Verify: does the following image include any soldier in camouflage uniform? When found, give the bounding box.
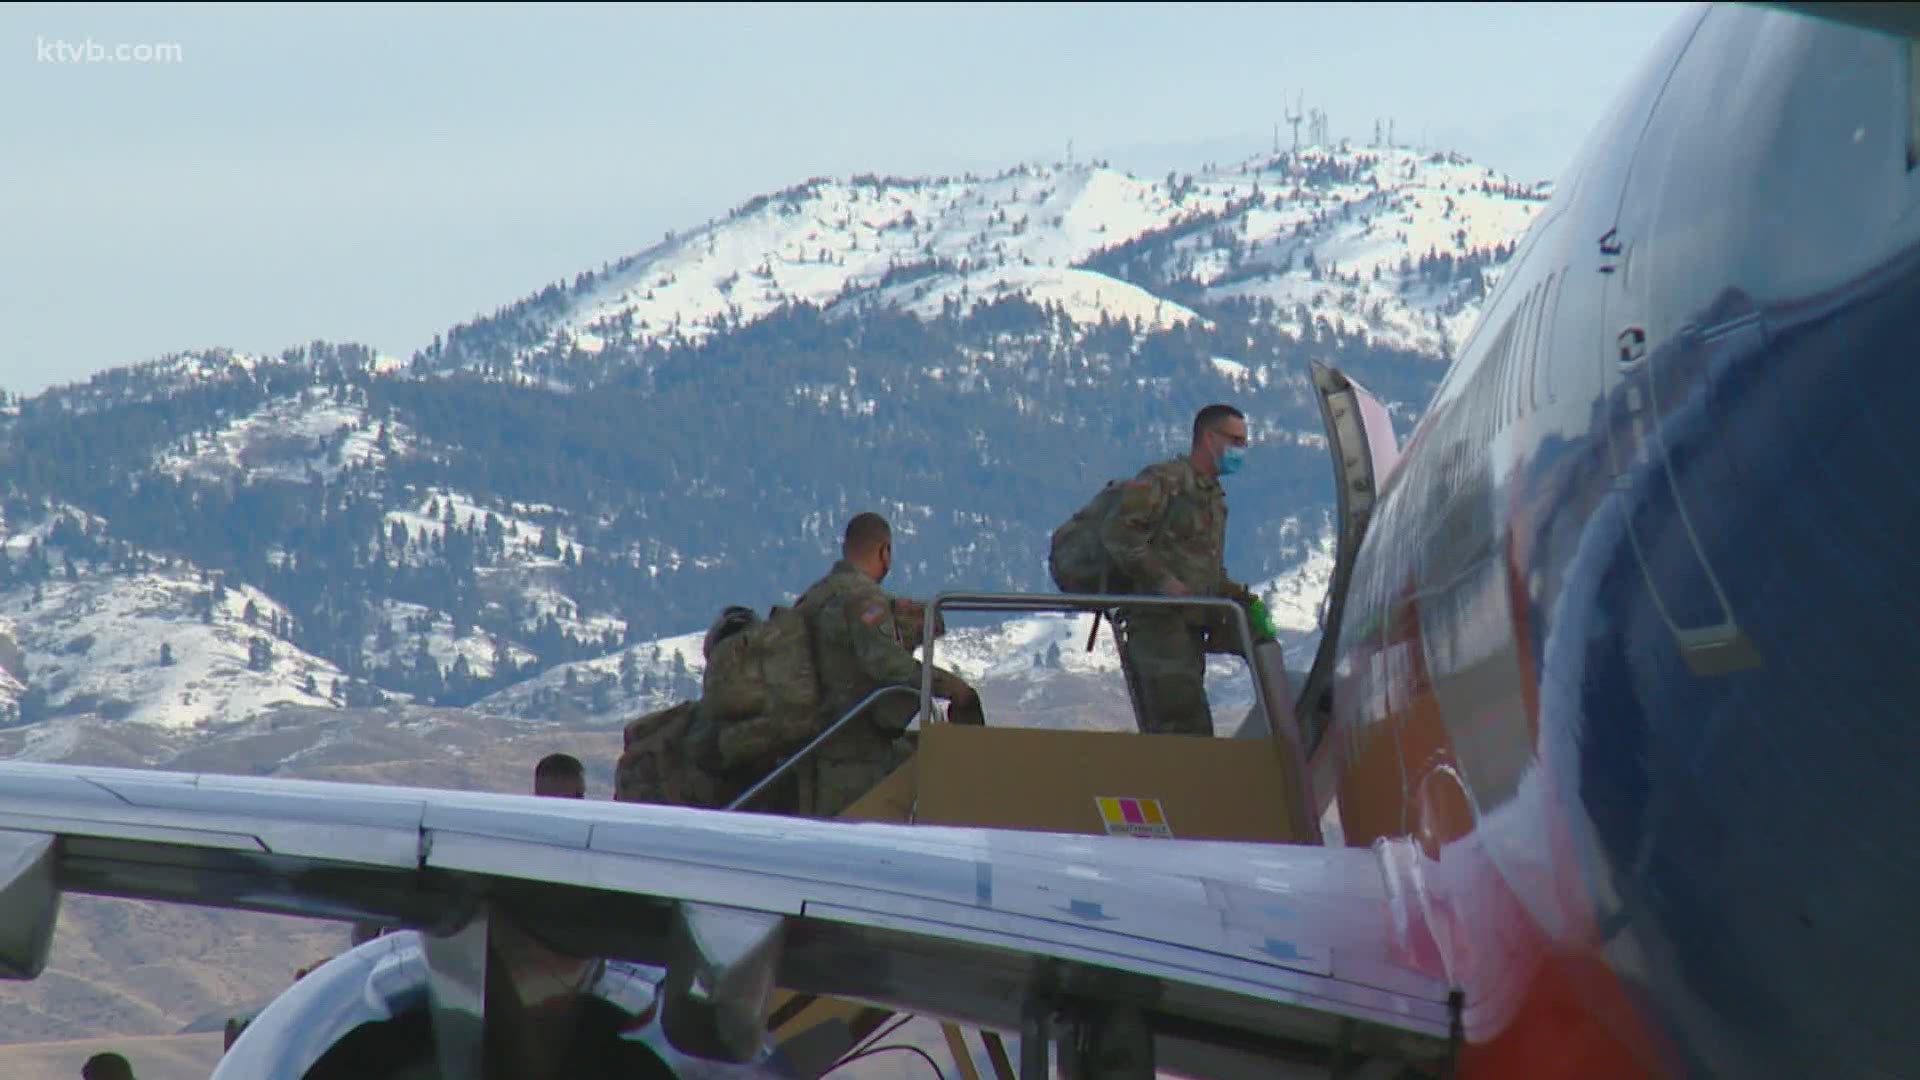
[796,512,979,818]
[1101,404,1258,737]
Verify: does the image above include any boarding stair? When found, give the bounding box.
[715,591,1452,1080]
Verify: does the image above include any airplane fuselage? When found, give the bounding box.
[1316,5,1920,1076]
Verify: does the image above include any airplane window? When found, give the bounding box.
[1500,290,1534,431]
[1527,273,1561,407]
[1908,38,1920,170]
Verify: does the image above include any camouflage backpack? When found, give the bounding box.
[699,604,824,772]
[1049,480,1131,593]
[614,699,702,806]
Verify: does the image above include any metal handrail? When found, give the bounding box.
[915,591,1268,734]
[725,685,923,812]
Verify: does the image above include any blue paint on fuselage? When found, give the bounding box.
[1547,245,1920,1078]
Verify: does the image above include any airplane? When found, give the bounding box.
[2,2,1916,1077]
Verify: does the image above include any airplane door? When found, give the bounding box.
[1597,6,1779,678]
[1599,265,1761,677]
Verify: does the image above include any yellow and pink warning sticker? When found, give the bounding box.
[1095,796,1173,839]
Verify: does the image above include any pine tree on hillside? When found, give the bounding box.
[448,654,473,702]
[413,644,444,701]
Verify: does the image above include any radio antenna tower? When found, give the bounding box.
[1284,92,1305,153]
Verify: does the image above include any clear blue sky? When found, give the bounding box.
[1,1,1696,397]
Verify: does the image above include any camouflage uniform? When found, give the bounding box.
[1100,455,1254,736]
[796,560,971,818]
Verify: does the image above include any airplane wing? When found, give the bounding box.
[0,761,1454,1078]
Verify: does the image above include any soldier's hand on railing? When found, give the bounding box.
[1159,575,1192,597]
[894,597,945,636]
[1248,598,1280,643]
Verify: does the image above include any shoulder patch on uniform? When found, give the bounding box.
[859,602,887,627]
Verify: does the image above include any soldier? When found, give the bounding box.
[795,512,979,818]
[533,753,586,798]
[1102,404,1260,736]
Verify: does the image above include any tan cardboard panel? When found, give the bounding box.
[836,758,919,823]
[914,725,1307,843]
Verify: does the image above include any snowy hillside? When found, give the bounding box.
[154,383,406,486]
[1184,147,1545,356]
[147,387,643,686]
[0,483,1332,735]
[469,629,708,726]
[550,166,1199,351]
[0,562,350,733]
[43,343,407,416]
[431,142,1547,377]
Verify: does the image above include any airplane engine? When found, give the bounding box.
[213,929,773,1080]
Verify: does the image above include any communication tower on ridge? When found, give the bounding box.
[1284,92,1305,153]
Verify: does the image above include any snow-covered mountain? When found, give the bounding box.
[429,142,1545,379]
[0,138,1547,742]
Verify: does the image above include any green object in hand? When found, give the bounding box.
[1248,597,1279,642]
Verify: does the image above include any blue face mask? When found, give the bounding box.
[1219,445,1245,476]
